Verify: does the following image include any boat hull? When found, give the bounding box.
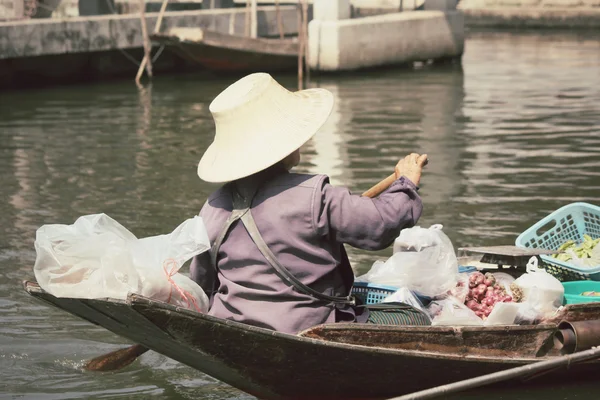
[23,281,600,399]
[151,28,299,74]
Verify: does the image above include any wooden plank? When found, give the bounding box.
[459,245,558,268]
[298,323,558,358]
[459,246,557,257]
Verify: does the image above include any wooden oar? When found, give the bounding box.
[386,345,600,400]
[362,173,397,198]
[84,172,402,371]
[84,343,148,371]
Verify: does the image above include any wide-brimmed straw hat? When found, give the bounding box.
[197,73,334,183]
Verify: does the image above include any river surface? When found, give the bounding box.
[1,30,600,399]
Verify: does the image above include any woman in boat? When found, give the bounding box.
[190,73,429,334]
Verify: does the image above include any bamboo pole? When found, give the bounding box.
[245,0,251,37]
[297,4,304,91]
[302,0,309,83]
[135,0,153,85]
[250,0,258,39]
[386,346,600,400]
[135,0,169,85]
[275,0,284,39]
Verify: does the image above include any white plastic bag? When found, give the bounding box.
[569,245,600,268]
[383,287,427,314]
[364,225,459,298]
[34,213,211,312]
[484,302,520,326]
[429,296,483,326]
[512,257,564,322]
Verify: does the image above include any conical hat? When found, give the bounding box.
[197,73,334,183]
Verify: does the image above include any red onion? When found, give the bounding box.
[484,278,493,286]
[466,300,479,310]
[503,295,513,302]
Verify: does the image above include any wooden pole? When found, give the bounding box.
[250,0,258,39]
[135,0,169,85]
[135,0,153,85]
[386,346,600,400]
[302,0,309,83]
[362,173,397,198]
[155,0,169,33]
[275,0,284,39]
[297,4,304,91]
[244,0,251,37]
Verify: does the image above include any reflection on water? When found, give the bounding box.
[1,30,600,399]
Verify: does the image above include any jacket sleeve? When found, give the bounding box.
[189,202,218,298]
[313,176,423,251]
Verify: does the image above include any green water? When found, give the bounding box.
[1,30,599,399]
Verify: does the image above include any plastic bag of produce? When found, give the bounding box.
[34,213,211,312]
[361,225,459,298]
[464,271,515,320]
[511,257,564,323]
[553,235,600,267]
[429,296,483,326]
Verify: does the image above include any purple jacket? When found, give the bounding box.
[190,166,422,334]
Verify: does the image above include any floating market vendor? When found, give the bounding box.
[190,73,429,334]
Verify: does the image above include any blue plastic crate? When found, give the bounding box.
[351,282,436,305]
[515,202,600,282]
[351,282,398,305]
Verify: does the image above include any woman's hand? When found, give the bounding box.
[395,153,429,186]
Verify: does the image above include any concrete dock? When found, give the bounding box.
[0,1,465,89]
[0,6,300,89]
[459,0,600,28]
[309,0,463,72]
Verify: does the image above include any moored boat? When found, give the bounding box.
[23,280,600,400]
[151,28,299,73]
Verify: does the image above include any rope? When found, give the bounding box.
[162,258,203,313]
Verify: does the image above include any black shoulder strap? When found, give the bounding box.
[211,185,355,306]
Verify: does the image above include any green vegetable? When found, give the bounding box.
[552,235,600,266]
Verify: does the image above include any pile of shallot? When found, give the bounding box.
[465,272,513,319]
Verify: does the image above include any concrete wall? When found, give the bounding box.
[1,0,24,19]
[459,0,600,28]
[308,10,464,71]
[0,6,300,59]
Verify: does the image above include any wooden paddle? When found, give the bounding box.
[84,343,149,372]
[84,172,404,371]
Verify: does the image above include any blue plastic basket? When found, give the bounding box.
[515,202,600,282]
[352,267,475,305]
[351,282,399,305]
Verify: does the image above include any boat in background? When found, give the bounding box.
[150,27,299,73]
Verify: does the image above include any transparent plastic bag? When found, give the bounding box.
[449,273,470,303]
[365,225,459,298]
[512,257,564,324]
[569,245,600,268]
[429,296,483,326]
[34,213,211,312]
[383,287,427,314]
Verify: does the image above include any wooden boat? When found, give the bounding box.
[150,28,299,73]
[23,280,600,400]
